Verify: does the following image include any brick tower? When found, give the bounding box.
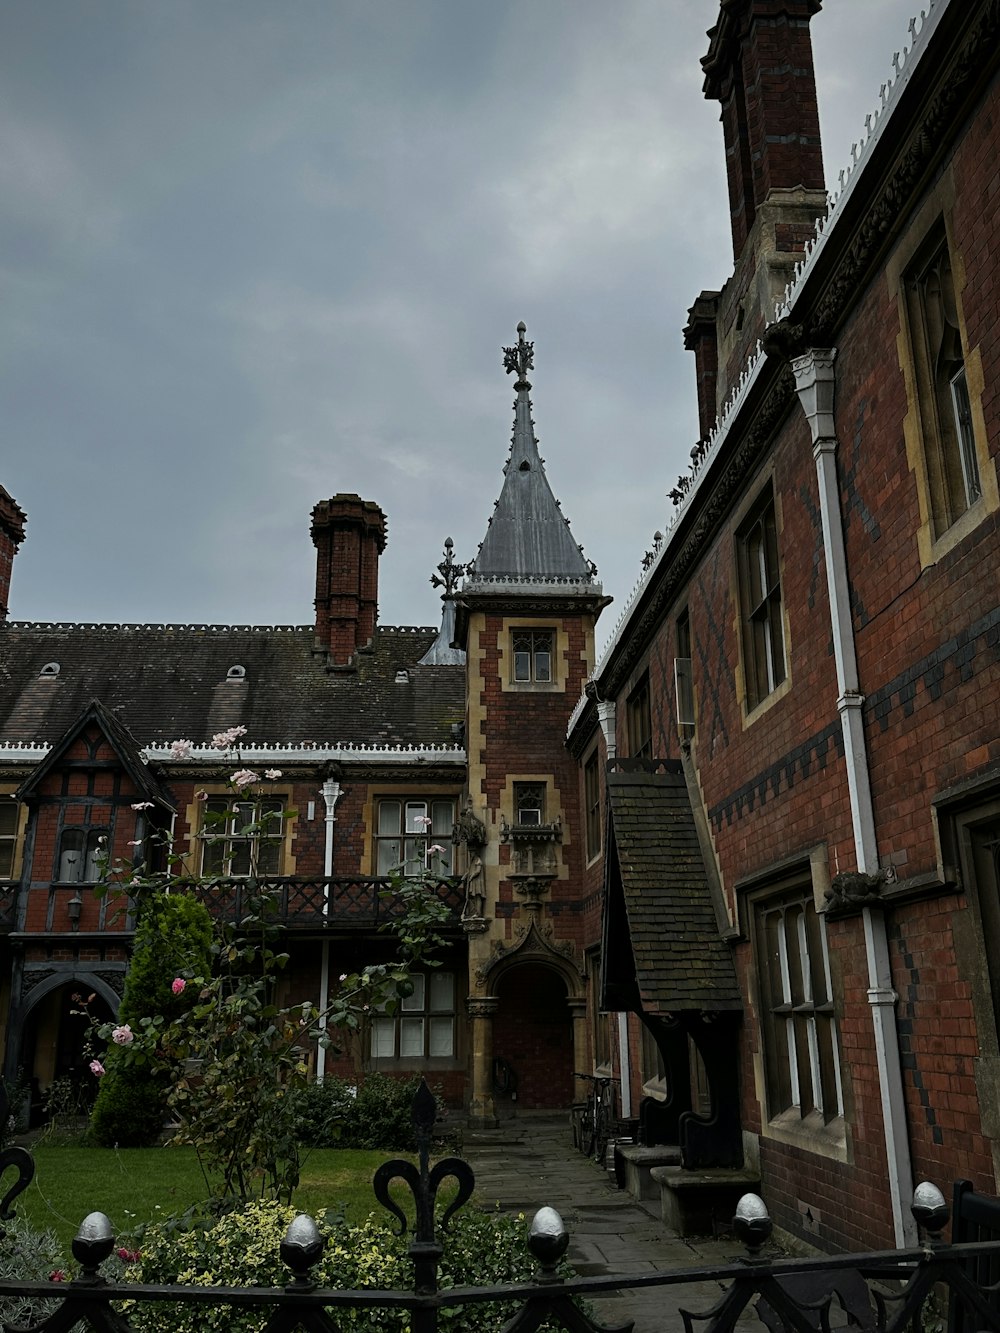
[453,323,610,1124]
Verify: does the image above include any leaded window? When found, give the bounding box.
[755,891,843,1124]
[512,630,552,683]
[905,227,982,536]
[201,797,284,877]
[375,798,454,876]
[371,971,456,1060]
[737,487,786,711]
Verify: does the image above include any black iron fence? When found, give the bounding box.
[4,1086,1000,1333]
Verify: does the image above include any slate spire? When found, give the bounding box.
[473,323,595,581]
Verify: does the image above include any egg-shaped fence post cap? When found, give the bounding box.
[71,1211,115,1274]
[529,1206,570,1278]
[912,1182,950,1240]
[733,1193,773,1257]
[281,1213,325,1286]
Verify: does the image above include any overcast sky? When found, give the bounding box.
[2,1,916,642]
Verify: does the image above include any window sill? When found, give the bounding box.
[742,673,792,729]
[762,1107,847,1161]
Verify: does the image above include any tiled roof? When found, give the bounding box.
[0,623,465,749]
[604,767,741,1013]
[474,375,595,581]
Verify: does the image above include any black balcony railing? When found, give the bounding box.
[180,875,464,930]
[3,1081,1000,1333]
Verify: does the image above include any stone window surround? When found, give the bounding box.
[886,168,998,569]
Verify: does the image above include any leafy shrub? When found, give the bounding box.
[90,893,213,1148]
[294,1074,428,1150]
[122,1198,566,1332]
[0,1217,65,1328]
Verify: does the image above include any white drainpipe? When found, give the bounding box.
[315,779,342,1084]
[792,349,916,1246]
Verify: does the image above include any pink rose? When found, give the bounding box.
[211,726,247,750]
[89,1059,105,1077]
[171,978,186,995]
[264,768,283,780]
[169,739,194,760]
[427,844,445,855]
[230,769,259,790]
[112,1024,134,1045]
[196,790,209,802]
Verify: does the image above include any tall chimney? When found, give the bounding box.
[684,292,722,441]
[0,486,26,622]
[702,1,825,261]
[310,494,386,666]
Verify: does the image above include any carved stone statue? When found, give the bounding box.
[462,853,486,921]
[454,797,487,852]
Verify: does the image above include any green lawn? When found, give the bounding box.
[17,1145,416,1253]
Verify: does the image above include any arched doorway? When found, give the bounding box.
[492,963,574,1111]
[19,978,117,1126]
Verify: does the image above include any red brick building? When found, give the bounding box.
[2,0,998,1261]
[0,322,608,1132]
[570,0,1000,1253]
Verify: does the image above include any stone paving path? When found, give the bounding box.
[460,1115,755,1333]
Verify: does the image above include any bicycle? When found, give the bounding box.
[573,1072,620,1164]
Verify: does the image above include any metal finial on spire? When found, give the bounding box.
[430,536,467,597]
[502,321,534,387]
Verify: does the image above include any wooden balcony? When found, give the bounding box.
[182,875,464,931]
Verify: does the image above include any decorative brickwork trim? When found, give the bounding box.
[707,719,844,831]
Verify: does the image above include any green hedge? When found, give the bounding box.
[293,1074,430,1150]
[90,893,213,1148]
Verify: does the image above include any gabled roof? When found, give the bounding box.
[17,698,174,809]
[601,765,741,1014]
[472,324,595,582]
[0,623,465,750]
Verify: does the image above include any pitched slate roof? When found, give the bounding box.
[473,326,595,581]
[0,623,464,749]
[602,766,741,1014]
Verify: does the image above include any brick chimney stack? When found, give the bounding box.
[702,0,825,261]
[0,485,26,622]
[684,292,722,441]
[310,494,386,666]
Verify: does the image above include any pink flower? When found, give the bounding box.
[230,769,259,789]
[414,815,433,828]
[196,789,209,802]
[427,844,445,855]
[211,725,247,750]
[89,1059,105,1077]
[171,978,186,995]
[49,1271,66,1283]
[339,973,348,982]
[169,739,194,760]
[264,768,282,780]
[112,1024,134,1046]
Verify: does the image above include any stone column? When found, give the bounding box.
[466,996,499,1127]
[567,997,589,1103]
